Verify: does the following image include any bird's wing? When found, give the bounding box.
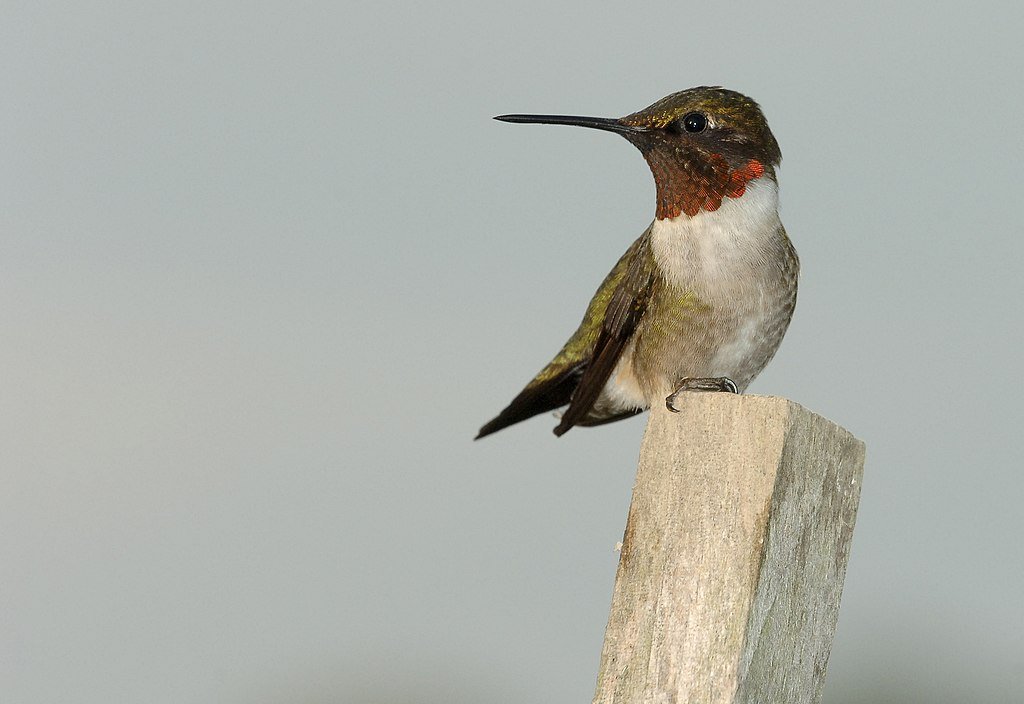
[475,232,652,439]
[553,232,656,436]
[474,361,585,439]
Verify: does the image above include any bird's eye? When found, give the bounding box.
[680,112,708,133]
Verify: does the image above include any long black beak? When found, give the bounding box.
[493,114,646,136]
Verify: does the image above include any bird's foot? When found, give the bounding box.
[665,377,739,412]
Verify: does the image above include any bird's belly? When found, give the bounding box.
[705,305,785,388]
[638,297,789,403]
[594,287,790,415]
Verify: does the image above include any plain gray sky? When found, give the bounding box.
[3,1,1023,702]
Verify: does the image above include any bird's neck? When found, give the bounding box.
[649,177,782,288]
[644,150,770,220]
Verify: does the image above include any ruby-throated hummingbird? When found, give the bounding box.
[477,87,798,439]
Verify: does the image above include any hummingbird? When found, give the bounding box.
[476,87,798,439]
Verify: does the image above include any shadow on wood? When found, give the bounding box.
[593,395,865,704]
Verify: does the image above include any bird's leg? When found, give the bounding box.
[665,377,739,412]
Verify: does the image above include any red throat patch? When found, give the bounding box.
[651,155,765,220]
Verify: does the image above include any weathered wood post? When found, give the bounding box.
[593,394,865,704]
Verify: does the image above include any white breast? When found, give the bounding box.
[649,178,786,385]
[649,178,781,289]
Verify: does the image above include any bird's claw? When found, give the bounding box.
[665,377,739,412]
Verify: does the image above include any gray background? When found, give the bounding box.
[3,1,1022,702]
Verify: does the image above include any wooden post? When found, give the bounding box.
[593,395,865,704]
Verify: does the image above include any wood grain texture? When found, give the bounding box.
[593,395,865,704]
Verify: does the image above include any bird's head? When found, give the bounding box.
[496,86,781,220]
